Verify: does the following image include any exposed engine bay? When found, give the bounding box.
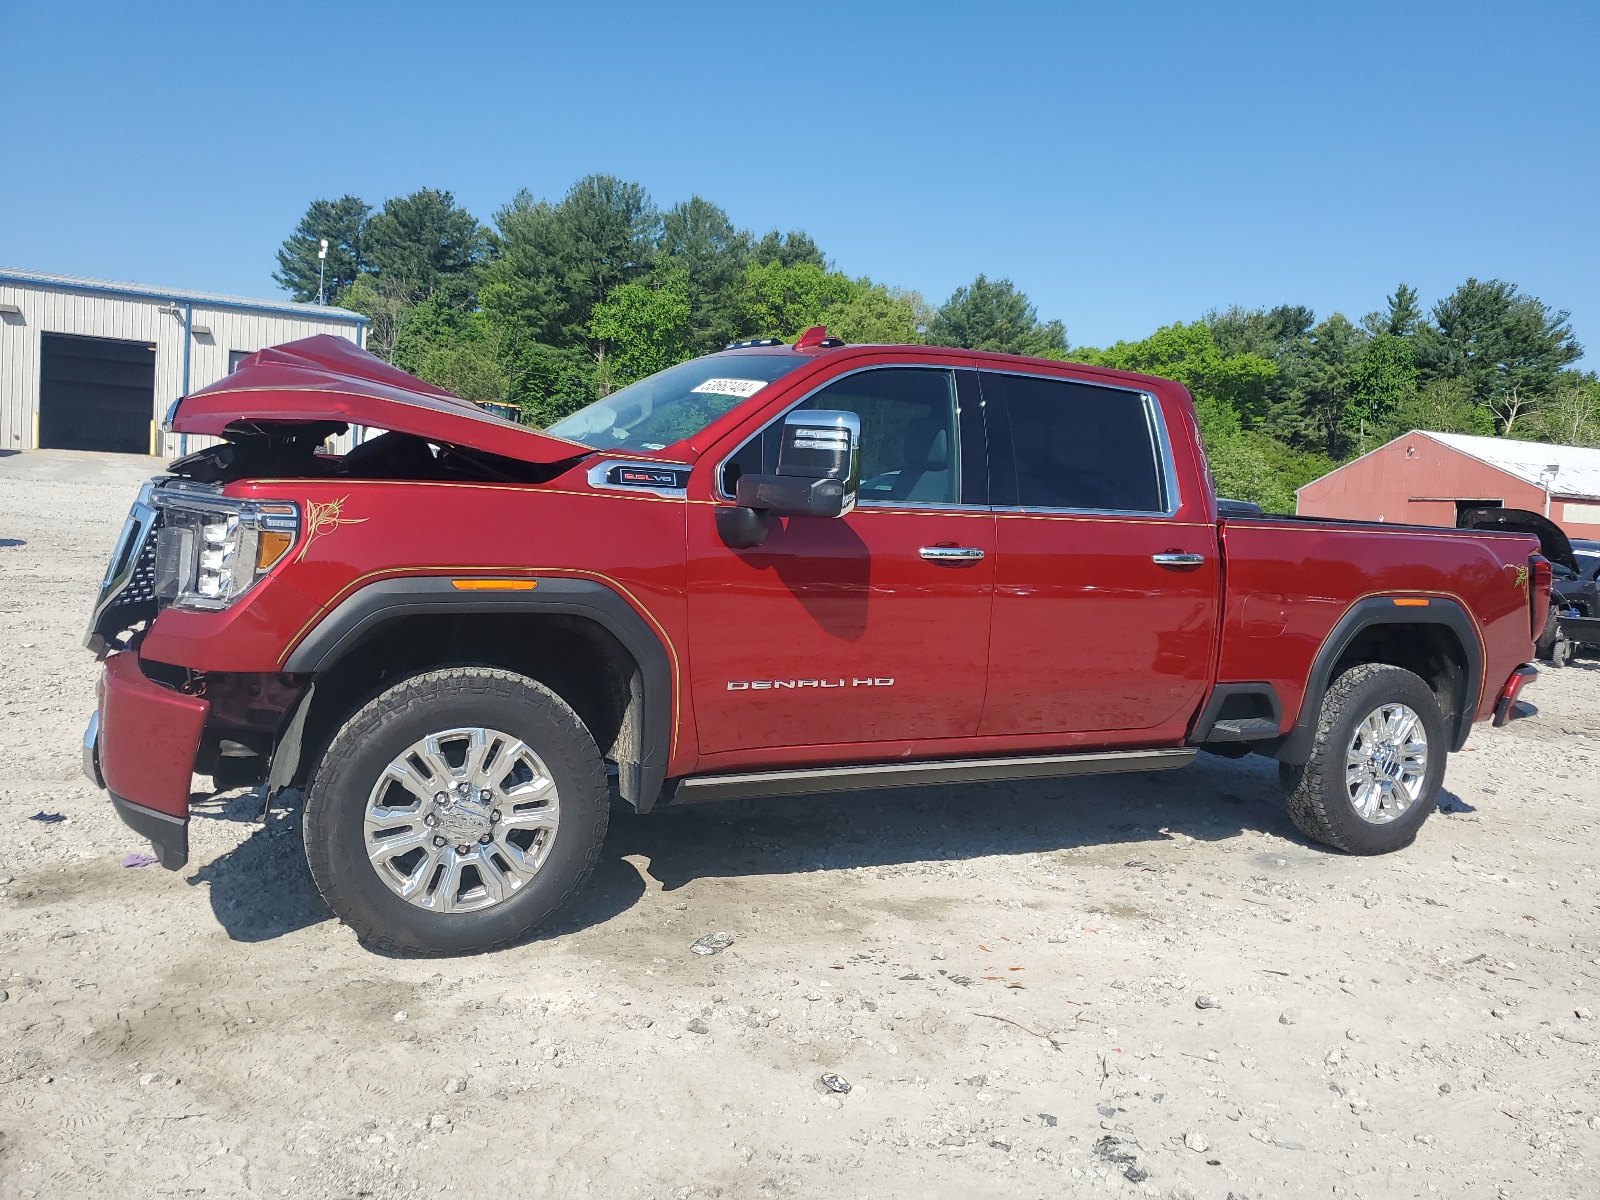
[166,423,586,486]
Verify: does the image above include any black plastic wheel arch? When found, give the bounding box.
[280,576,673,811]
[1276,596,1482,765]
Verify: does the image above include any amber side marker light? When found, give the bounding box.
[450,579,537,591]
[1392,597,1430,607]
[255,530,295,570]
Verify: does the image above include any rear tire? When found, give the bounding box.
[1279,663,1445,855]
[303,667,608,955]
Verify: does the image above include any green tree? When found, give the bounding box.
[338,272,425,363]
[392,292,508,404]
[737,260,855,340]
[1074,321,1275,417]
[1380,377,1496,439]
[1298,313,1367,456]
[749,229,826,269]
[484,176,660,349]
[588,269,692,391]
[928,275,1067,357]
[658,197,752,353]
[1346,333,1418,452]
[822,282,927,345]
[1414,278,1583,433]
[274,195,371,302]
[1519,373,1600,447]
[1362,283,1423,337]
[364,188,489,291]
[1209,305,1326,446]
[502,340,596,428]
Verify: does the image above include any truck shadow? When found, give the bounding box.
[190,751,1328,948]
[607,751,1316,898]
[187,793,333,942]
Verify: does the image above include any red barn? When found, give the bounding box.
[1296,431,1600,540]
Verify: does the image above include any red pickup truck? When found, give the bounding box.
[83,333,1545,955]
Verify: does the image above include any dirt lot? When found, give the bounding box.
[1,448,1597,1200]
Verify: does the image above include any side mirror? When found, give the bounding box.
[719,410,860,548]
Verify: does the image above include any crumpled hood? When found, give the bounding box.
[168,334,593,466]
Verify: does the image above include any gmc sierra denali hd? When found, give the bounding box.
[82,331,1546,954]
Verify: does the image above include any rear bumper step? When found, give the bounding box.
[671,747,1196,805]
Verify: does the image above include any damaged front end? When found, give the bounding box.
[83,334,602,869]
[83,478,311,869]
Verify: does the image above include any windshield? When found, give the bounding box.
[1575,550,1600,580]
[545,354,810,451]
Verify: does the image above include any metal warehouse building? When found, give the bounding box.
[0,268,367,457]
[1297,429,1600,538]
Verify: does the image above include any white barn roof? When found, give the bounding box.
[1426,432,1600,500]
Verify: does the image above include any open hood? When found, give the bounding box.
[168,335,592,466]
[1456,506,1577,572]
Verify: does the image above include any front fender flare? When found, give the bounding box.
[279,575,674,810]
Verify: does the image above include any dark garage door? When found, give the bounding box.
[39,333,157,454]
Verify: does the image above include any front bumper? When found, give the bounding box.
[83,650,209,870]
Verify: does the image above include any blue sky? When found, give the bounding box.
[3,2,1595,360]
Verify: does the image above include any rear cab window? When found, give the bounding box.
[983,371,1172,513]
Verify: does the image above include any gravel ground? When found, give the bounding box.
[1,448,1597,1200]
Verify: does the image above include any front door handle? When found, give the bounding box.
[1152,552,1205,569]
[920,545,986,563]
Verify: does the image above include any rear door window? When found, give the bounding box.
[985,372,1167,512]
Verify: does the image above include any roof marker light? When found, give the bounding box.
[793,326,828,349]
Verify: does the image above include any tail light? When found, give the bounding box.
[1529,554,1552,639]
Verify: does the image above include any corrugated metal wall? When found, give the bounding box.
[0,278,364,457]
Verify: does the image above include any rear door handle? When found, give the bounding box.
[920,545,985,562]
[1152,553,1205,569]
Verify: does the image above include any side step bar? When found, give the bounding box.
[670,747,1197,806]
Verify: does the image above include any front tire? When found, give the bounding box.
[304,667,608,955]
[1279,663,1445,855]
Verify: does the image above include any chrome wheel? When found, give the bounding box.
[1344,702,1428,825]
[363,726,559,913]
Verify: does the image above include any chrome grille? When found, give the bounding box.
[107,535,158,609]
[85,482,161,655]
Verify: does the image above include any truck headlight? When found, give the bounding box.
[153,496,299,610]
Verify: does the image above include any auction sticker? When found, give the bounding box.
[691,378,769,398]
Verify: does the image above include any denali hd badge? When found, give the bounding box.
[727,677,893,691]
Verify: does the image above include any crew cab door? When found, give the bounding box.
[977,370,1219,740]
[688,366,994,757]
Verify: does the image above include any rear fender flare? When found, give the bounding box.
[279,576,674,810]
[1276,596,1482,764]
